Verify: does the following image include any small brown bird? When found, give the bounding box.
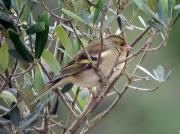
[38,34,127,98]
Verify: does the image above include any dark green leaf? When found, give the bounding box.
[3,0,11,10]
[35,11,49,59]
[9,49,28,62]
[0,43,9,73]
[8,29,34,62]
[93,0,105,24]
[9,102,21,127]
[61,83,73,93]
[26,22,45,35]
[0,12,17,31]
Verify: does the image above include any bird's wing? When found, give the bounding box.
[60,59,92,76]
[75,41,109,58]
[49,40,109,84]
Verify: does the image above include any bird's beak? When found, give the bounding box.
[120,45,133,51]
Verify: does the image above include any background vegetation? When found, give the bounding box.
[0,0,179,134]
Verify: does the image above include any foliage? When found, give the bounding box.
[0,0,178,133]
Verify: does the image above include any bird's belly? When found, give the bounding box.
[73,49,118,88]
[74,69,100,88]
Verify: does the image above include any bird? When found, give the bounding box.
[37,34,128,98]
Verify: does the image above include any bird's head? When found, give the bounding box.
[104,34,125,49]
[105,34,133,52]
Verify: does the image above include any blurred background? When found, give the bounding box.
[37,1,180,134]
[90,12,180,134]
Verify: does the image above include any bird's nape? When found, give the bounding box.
[105,34,125,47]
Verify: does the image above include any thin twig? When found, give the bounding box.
[63,88,80,134]
[12,63,34,78]
[127,84,159,91]
[129,26,151,47]
[117,36,154,65]
[49,119,67,130]
[40,0,69,22]
[121,71,151,80]
[55,90,79,117]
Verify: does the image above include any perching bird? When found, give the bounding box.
[38,34,128,98]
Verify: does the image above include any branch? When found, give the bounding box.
[97,1,110,67]
[127,84,159,91]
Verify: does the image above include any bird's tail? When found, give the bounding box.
[31,76,64,104]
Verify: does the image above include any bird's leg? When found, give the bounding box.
[88,87,98,99]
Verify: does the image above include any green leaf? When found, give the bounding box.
[133,0,166,27]
[61,8,90,26]
[158,0,168,25]
[168,0,176,19]
[55,25,74,56]
[35,11,49,59]
[148,0,157,12]
[26,22,45,35]
[42,50,61,74]
[9,102,21,127]
[8,29,34,62]
[0,91,17,108]
[73,0,92,13]
[137,65,157,80]
[93,0,106,24]
[34,66,45,92]
[0,43,9,73]
[8,49,28,62]
[133,0,156,17]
